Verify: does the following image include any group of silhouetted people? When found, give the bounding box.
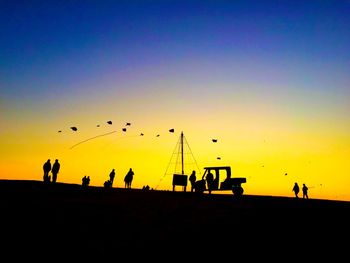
[103,168,116,188]
[188,169,215,194]
[103,168,135,189]
[142,185,151,191]
[82,175,90,187]
[43,159,60,184]
[42,160,136,189]
[292,182,309,199]
[41,159,311,198]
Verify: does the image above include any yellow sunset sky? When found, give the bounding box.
[1,1,349,201]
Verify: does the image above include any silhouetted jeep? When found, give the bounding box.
[194,166,246,196]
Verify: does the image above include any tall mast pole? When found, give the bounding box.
[181,131,184,174]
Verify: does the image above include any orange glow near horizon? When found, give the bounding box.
[1,90,349,202]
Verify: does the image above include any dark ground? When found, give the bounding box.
[1,179,349,259]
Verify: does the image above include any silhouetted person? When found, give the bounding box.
[189,170,196,192]
[109,169,116,187]
[142,185,150,191]
[43,159,51,183]
[293,182,300,198]
[51,159,60,183]
[104,179,112,188]
[206,170,214,194]
[82,176,86,186]
[82,175,90,187]
[302,183,309,199]
[124,168,134,188]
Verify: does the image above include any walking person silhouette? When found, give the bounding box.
[51,159,60,183]
[43,159,51,183]
[124,168,134,188]
[302,183,309,199]
[292,182,300,198]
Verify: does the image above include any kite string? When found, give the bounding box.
[70,131,143,150]
[69,131,118,149]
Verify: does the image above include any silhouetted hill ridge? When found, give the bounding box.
[1,179,349,257]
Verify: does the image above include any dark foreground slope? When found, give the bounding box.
[1,180,349,258]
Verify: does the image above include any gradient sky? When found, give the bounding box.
[1,0,349,201]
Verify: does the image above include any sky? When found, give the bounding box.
[1,0,349,201]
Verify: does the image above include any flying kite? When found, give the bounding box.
[156,134,160,137]
[122,128,127,132]
[126,122,131,126]
[212,139,218,143]
[140,133,144,136]
[217,157,221,160]
[169,128,175,133]
[58,130,62,133]
[71,127,78,131]
[107,121,112,125]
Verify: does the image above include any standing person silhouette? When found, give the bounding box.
[43,159,51,183]
[189,170,197,192]
[206,170,214,194]
[124,168,134,188]
[51,159,60,183]
[292,182,300,198]
[302,183,309,199]
[109,169,116,187]
[82,176,87,186]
